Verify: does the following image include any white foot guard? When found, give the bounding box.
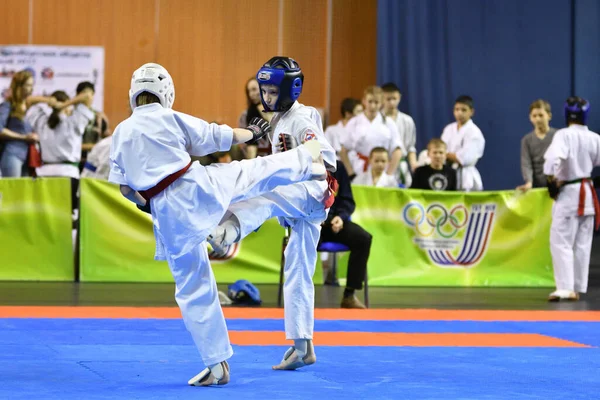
[548,290,579,302]
[207,222,237,256]
[188,361,230,386]
[272,341,316,370]
[303,141,327,180]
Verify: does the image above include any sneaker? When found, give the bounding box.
[272,341,316,370]
[188,361,230,386]
[341,295,366,309]
[548,290,579,302]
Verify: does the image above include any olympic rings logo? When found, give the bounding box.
[402,202,469,238]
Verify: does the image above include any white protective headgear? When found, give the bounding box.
[129,63,175,111]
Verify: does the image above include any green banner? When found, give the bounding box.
[79,178,326,283]
[79,178,553,286]
[350,186,554,286]
[0,177,73,280]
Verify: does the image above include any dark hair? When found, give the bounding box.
[455,95,474,109]
[381,82,401,94]
[136,91,160,106]
[340,98,359,118]
[369,146,388,158]
[48,90,70,129]
[245,77,258,108]
[76,81,95,94]
[244,77,263,126]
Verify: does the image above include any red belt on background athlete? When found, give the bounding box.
[577,178,600,230]
[139,161,192,202]
[357,152,369,172]
[323,172,339,209]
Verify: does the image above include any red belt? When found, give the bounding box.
[357,152,369,172]
[577,178,600,230]
[138,161,192,202]
[323,172,339,209]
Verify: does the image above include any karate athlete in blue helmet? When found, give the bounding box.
[208,57,337,370]
[543,96,600,302]
[109,62,327,387]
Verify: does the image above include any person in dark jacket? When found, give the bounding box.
[319,160,372,308]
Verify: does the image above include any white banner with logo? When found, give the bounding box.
[0,45,104,111]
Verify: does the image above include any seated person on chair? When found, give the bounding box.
[320,160,373,309]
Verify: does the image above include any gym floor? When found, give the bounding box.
[1,281,599,399]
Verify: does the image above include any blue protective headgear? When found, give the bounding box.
[256,57,304,112]
[564,96,590,125]
[227,280,262,306]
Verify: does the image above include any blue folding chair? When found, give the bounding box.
[317,241,369,308]
[277,227,369,308]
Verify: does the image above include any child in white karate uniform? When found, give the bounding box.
[108,63,326,387]
[208,57,337,371]
[544,97,600,302]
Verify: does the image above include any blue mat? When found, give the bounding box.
[0,318,598,399]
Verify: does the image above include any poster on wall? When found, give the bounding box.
[0,45,104,111]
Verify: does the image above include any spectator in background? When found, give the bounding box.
[411,139,457,191]
[0,70,44,177]
[25,88,94,222]
[208,151,232,164]
[517,99,557,191]
[319,160,372,309]
[81,129,113,180]
[78,81,109,167]
[340,86,403,180]
[324,98,362,159]
[239,77,273,159]
[441,95,485,191]
[381,83,417,186]
[353,147,398,188]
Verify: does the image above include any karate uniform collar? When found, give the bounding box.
[133,103,163,114]
[280,101,301,117]
[569,124,589,131]
[458,119,474,131]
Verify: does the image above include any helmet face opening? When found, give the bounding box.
[257,57,303,112]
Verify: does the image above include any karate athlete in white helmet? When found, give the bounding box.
[208,57,337,371]
[108,63,327,387]
[544,96,600,302]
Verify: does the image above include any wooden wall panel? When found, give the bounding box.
[0,0,30,44]
[281,0,328,110]
[157,0,279,126]
[31,0,156,124]
[329,0,377,124]
[7,0,377,130]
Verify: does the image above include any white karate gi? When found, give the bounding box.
[108,103,318,366]
[352,171,398,188]
[81,135,112,180]
[390,111,417,186]
[440,119,485,191]
[26,103,94,179]
[340,113,403,175]
[324,120,345,159]
[223,101,336,341]
[543,124,600,294]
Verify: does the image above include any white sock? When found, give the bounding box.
[208,362,224,380]
[293,339,308,358]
